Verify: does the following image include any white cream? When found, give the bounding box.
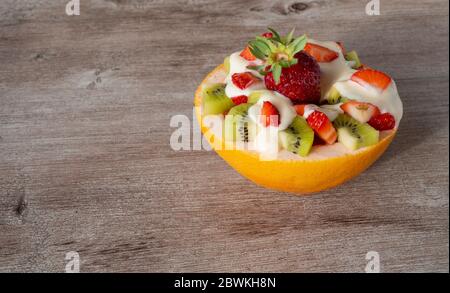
[334,79,403,126]
[254,126,280,160]
[302,104,342,121]
[226,51,262,77]
[307,38,356,98]
[247,91,297,131]
[225,52,265,98]
[246,91,297,154]
[225,81,266,98]
[302,104,320,119]
[319,104,344,121]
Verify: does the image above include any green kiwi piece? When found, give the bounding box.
[345,50,361,69]
[248,91,264,104]
[333,114,379,150]
[224,56,231,74]
[325,87,349,104]
[248,90,275,104]
[279,116,314,157]
[325,87,341,104]
[202,83,234,115]
[224,103,256,142]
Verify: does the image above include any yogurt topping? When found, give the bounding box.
[247,91,297,131]
[225,52,265,97]
[246,91,297,158]
[333,79,403,126]
[221,38,403,154]
[302,104,342,121]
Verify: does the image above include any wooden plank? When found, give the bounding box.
[0,0,448,272]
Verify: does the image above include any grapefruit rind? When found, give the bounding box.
[195,64,396,194]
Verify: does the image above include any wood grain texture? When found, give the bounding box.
[0,0,448,272]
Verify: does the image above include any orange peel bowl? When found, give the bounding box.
[194,64,397,194]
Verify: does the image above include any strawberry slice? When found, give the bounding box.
[304,43,339,63]
[351,69,391,92]
[368,113,396,131]
[231,72,260,90]
[260,101,280,127]
[231,95,248,105]
[240,46,256,61]
[294,104,307,116]
[340,101,381,123]
[306,111,337,144]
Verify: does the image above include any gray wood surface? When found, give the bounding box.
[0,0,448,272]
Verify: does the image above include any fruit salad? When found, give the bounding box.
[200,28,403,159]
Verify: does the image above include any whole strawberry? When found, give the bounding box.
[264,52,320,103]
[247,28,321,104]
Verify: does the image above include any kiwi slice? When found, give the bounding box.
[202,83,234,115]
[325,87,341,104]
[333,114,379,150]
[279,116,314,157]
[248,91,264,104]
[248,90,274,104]
[345,50,361,69]
[224,56,230,74]
[224,103,256,142]
[325,87,349,104]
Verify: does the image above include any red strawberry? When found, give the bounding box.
[304,43,339,63]
[240,46,256,61]
[232,72,259,90]
[340,101,381,123]
[261,32,273,38]
[294,104,307,116]
[351,69,391,92]
[231,95,248,105]
[306,111,337,144]
[260,101,280,127]
[248,29,321,103]
[264,52,321,104]
[368,113,396,131]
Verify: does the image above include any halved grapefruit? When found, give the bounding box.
[194,64,397,194]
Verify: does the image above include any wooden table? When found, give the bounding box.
[0,0,448,272]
